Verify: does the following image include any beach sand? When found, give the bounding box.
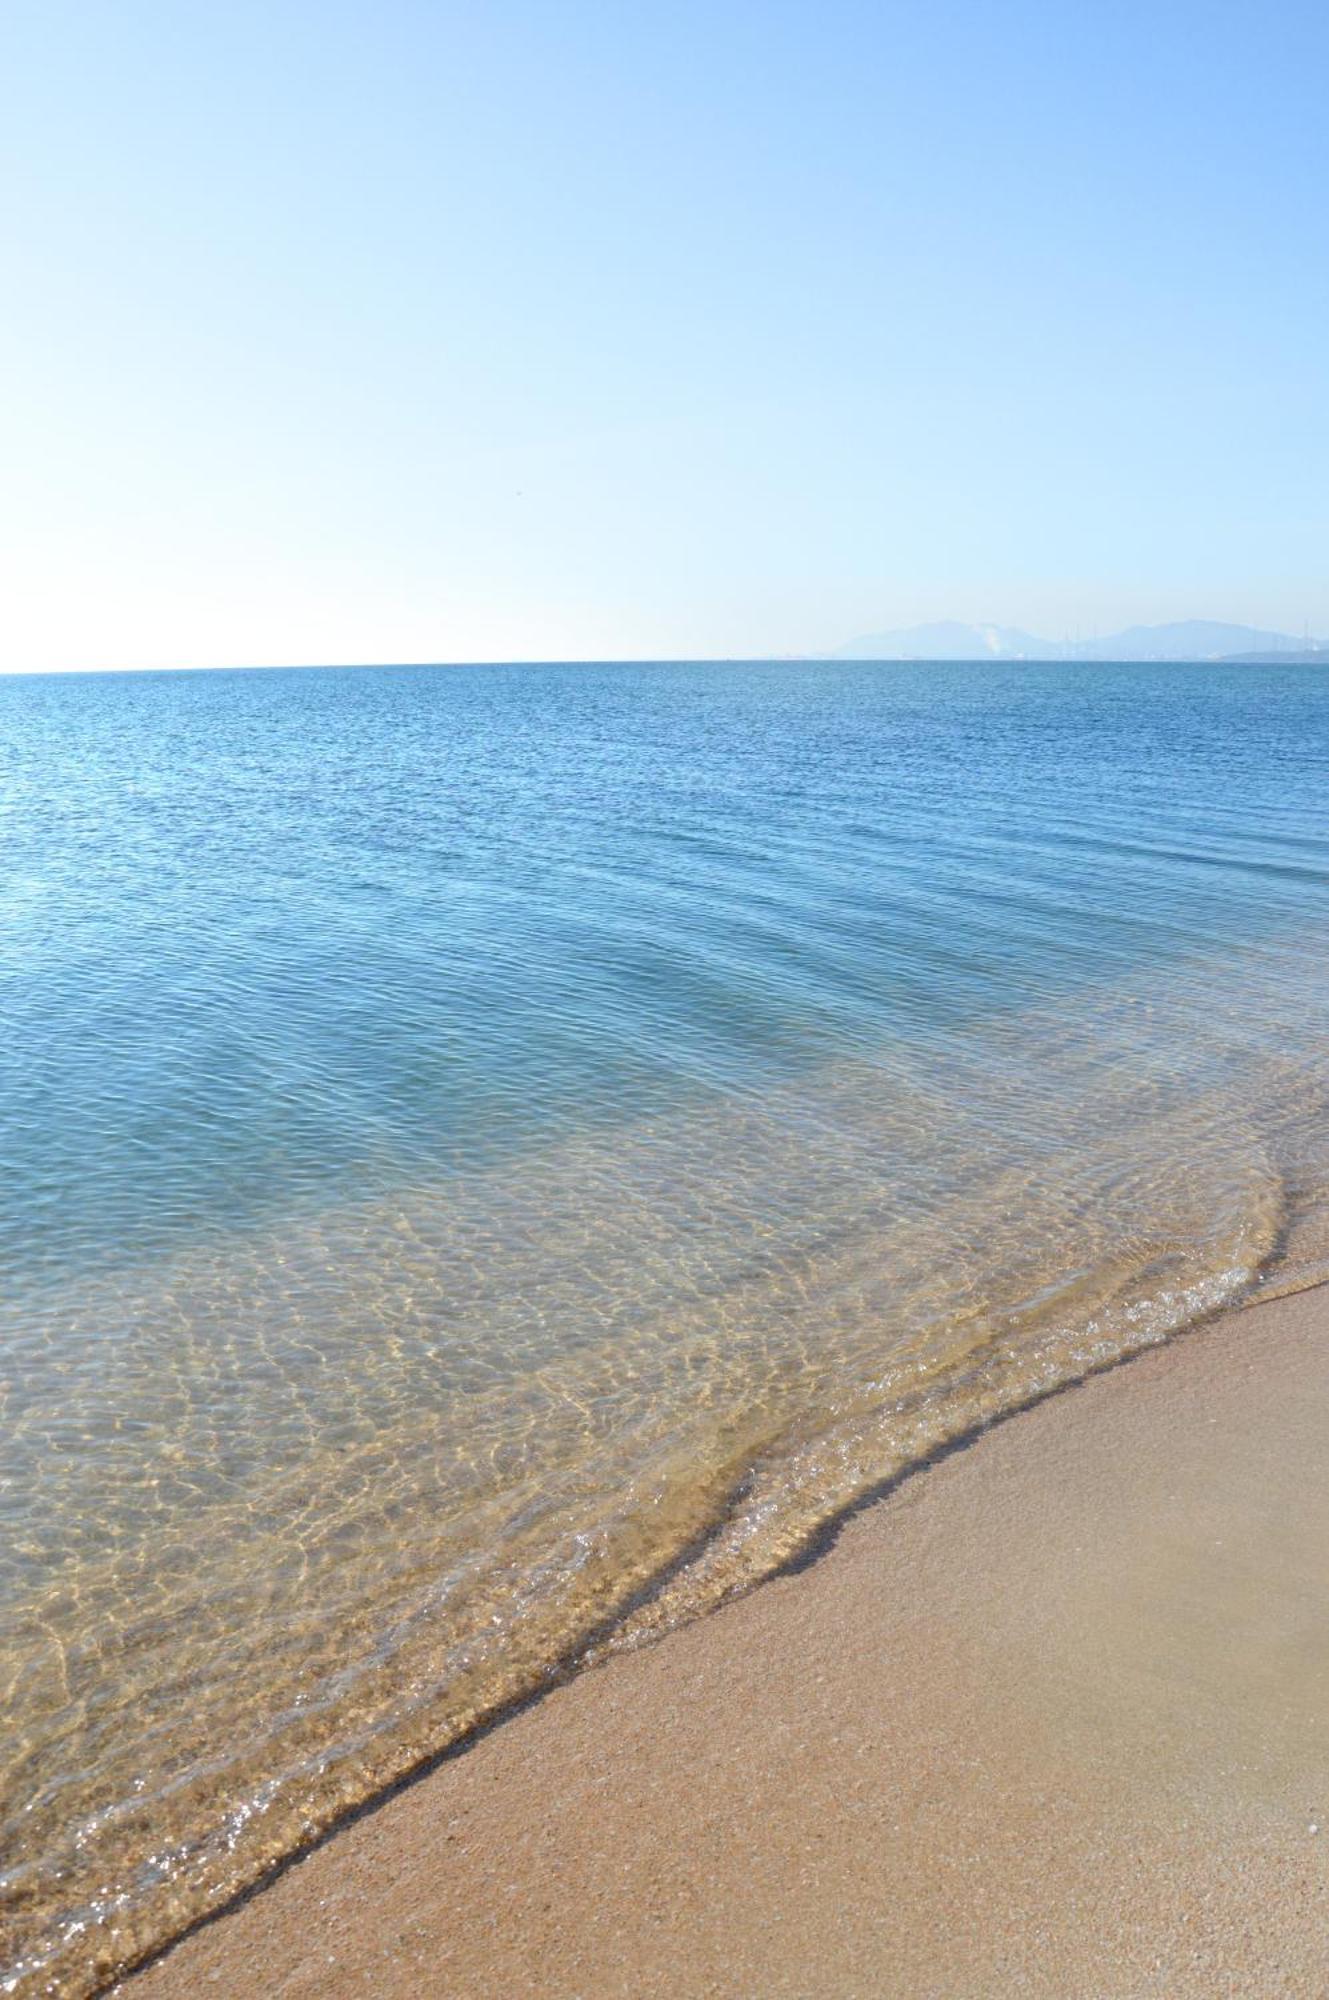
[121,1285,1329,1998]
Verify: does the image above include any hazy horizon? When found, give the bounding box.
[3,615,1327,678]
[5,0,1326,674]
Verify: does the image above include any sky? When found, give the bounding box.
[3,0,1326,671]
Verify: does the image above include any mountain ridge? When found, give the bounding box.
[831,620,1326,662]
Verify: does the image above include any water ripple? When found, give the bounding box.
[2,660,1329,1992]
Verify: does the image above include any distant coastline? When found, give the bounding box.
[1218,648,1329,665]
[6,619,1329,680]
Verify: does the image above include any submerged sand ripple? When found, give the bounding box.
[6,931,1329,1994]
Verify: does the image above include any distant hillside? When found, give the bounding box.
[1097,621,1319,661]
[832,619,1325,662]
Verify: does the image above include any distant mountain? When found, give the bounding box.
[831,619,1325,662]
[1093,621,1316,661]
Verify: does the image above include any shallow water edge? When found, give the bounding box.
[94,1253,1329,2000]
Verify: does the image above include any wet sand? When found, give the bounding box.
[122,1284,1329,1998]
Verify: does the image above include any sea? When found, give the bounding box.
[4,658,1329,1993]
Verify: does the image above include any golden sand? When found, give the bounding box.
[121,1284,1329,1997]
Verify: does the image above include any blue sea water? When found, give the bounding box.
[4,659,1329,1992]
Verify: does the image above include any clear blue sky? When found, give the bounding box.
[4,0,1326,669]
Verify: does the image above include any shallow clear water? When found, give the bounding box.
[3,659,1329,1993]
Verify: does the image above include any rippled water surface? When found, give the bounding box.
[4,659,1329,1992]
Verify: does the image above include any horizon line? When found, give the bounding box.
[4,651,1329,679]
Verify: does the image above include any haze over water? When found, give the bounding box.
[5,658,1329,1993]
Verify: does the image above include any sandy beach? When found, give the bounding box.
[120,1283,1329,1998]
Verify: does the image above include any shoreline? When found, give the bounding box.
[119,1279,1329,1997]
